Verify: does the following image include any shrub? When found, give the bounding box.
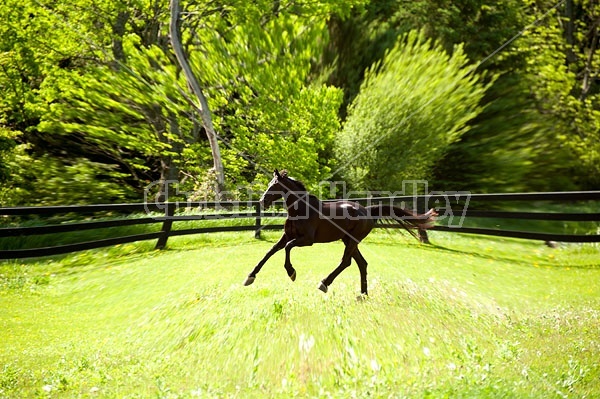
[335,30,488,192]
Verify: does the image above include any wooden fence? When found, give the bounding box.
[0,191,599,259]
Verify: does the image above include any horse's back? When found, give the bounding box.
[313,201,375,243]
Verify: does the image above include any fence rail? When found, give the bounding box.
[1,191,599,259]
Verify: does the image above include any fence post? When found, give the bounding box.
[155,203,174,250]
[418,228,431,244]
[254,203,262,239]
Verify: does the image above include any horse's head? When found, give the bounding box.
[260,169,304,208]
[259,169,287,208]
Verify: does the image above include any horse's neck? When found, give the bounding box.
[285,191,319,216]
[284,191,309,208]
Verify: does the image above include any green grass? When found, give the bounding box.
[1,230,599,398]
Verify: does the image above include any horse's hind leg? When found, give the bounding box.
[353,248,368,296]
[244,233,288,286]
[318,242,357,293]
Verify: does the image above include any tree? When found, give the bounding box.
[335,30,488,192]
[38,38,193,197]
[174,1,351,194]
[322,0,591,193]
[0,0,137,205]
[170,0,224,198]
[517,0,600,189]
[30,0,354,203]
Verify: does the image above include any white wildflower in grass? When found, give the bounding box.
[190,388,202,397]
[370,358,381,372]
[42,385,53,392]
[299,333,315,356]
[423,347,431,357]
[345,345,358,364]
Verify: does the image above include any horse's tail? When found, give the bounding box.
[366,204,437,240]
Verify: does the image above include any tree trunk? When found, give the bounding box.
[169,0,225,198]
[111,10,129,66]
[565,0,576,64]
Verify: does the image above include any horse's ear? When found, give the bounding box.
[274,169,281,178]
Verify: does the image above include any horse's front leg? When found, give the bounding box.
[244,233,288,286]
[283,235,314,282]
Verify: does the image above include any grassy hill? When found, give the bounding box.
[1,230,599,398]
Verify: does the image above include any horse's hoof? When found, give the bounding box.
[289,270,296,282]
[244,276,256,286]
[356,293,368,302]
[318,281,328,293]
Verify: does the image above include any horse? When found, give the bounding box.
[243,170,437,296]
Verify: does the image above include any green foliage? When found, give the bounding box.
[31,4,346,201]
[2,153,135,206]
[0,129,18,183]
[433,71,576,193]
[391,0,524,60]
[0,0,64,128]
[0,129,29,206]
[1,0,599,204]
[518,0,600,188]
[181,11,345,194]
[0,0,168,204]
[322,0,522,114]
[325,0,600,193]
[559,98,600,188]
[413,1,565,193]
[336,30,488,191]
[38,37,191,173]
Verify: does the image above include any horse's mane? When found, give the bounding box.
[280,170,307,192]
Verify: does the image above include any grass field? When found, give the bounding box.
[1,230,599,398]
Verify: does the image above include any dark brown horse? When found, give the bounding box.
[244,170,436,295]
